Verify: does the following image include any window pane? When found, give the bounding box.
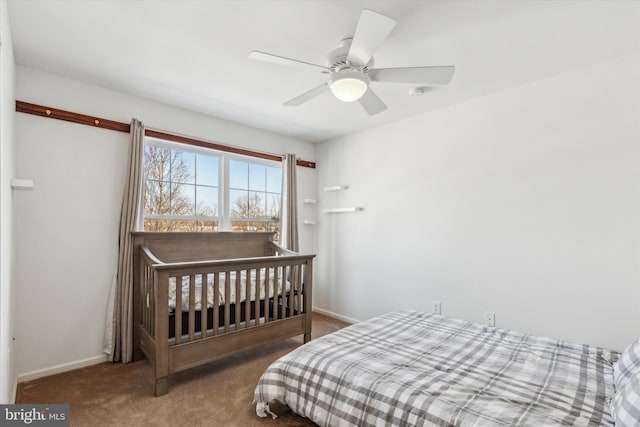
[196,186,218,217]
[231,221,248,232]
[144,219,171,232]
[266,193,281,219]
[231,190,269,219]
[171,220,198,232]
[266,167,282,193]
[230,221,280,239]
[249,191,266,218]
[144,180,171,215]
[171,183,195,216]
[231,221,262,232]
[144,146,171,181]
[196,154,218,186]
[249,163,266,192]
[229,160,248,189]
[230,189,249,218]
[171,150,195,184]
[197,221,219,231]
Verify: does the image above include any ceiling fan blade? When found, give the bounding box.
[283,83,329,106]
[359,88,387,116]
[249,51,328,73]
[369,66,455,85]
[347,9,396,67]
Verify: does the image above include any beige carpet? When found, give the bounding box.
[16,312,349,427]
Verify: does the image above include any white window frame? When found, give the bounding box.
[142,137,282,232]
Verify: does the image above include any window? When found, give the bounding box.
[142,138,282,236]
[229,159,282,233]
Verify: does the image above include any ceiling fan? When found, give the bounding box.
[248,9,455,116]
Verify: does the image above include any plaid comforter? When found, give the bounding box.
[254,310,617,426]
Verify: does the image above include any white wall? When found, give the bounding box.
[0,0,16,403]
[14,66,316,379]
[315,52,640,352]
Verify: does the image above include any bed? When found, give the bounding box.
[131,232,314,396]
[254,310,637,426]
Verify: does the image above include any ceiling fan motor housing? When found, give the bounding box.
[325,38,372,74]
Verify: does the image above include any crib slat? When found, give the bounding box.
[274,266,281,320]
[256,268,262,325]
[292,270,296,317]
[150,269,155,334]
[284,266,289,319]
[224,273,230,333]
[297,264,303,316]
[292,265,298,317]
[148,267,153,332]
[235,270,241,330]
[263,267,270,324]
[147,266,152,332]
[175,276,182,345]
[291,265,296,318]
[285,266,291,318]
[142,266,148,332]
[213,272,219,336]
[142,266,146,331]
[201,274,208,338]
[288,265,294,318]
[188,274,196,341]
[245,269,251,328]
[291,265,296,316]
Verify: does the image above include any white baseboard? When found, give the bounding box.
[312,307,359,324]
[17,354,108,383]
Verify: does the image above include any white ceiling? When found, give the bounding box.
[7,1,640,143]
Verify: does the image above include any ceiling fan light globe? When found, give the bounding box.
[329,72,369,102]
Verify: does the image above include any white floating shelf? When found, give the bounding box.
[324,185,348,192]
[321,207,364,214]
[302,220,317,225]
[303,198,317,204]
[11,179,34,191]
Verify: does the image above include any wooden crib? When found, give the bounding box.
[131,232,314,396]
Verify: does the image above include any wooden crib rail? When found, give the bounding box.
[140,244,313,269]
[152,253,314,274]
[141,245,163,265]
[269,241,300,256]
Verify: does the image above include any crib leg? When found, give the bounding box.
[155,377,168,396]
[304,332,311,343]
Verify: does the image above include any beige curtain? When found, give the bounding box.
[282,154,299,251]
[105,118,145,362]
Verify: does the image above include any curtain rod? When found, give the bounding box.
[15,100,316,169]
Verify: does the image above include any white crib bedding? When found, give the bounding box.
[168,271,290,312]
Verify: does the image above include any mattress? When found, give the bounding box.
[254,310,617,426]
[168,270,290,312]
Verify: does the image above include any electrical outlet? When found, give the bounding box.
[485,312,495,327]
[432,300,441,315]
